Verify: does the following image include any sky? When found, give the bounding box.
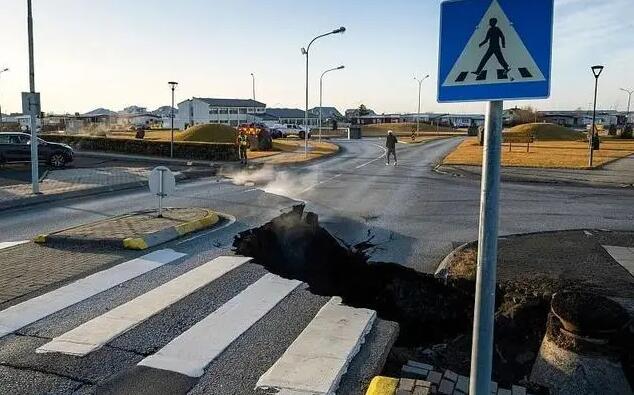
[0,0,633,115]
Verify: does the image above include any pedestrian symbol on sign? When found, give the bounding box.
[442,0,546,87]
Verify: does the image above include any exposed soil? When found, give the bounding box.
[232,205,562,389]
[233,205,475,345]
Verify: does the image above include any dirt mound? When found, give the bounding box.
[507,123,585,141]
[176,124,237,143]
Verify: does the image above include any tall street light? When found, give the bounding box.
[168,81,178,158]
[620,88,633,125]
[251,73,256,123]
[414,74,430,135]
[588,65,604,168]
[301,26,346,156]
[0,68,8,132]
[319,65,344,142]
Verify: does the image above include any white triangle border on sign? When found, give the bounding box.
[442,0,546,87]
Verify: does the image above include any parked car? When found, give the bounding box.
[0,132,74,168]
[264,123,311,139]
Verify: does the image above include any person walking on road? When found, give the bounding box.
[237,129,249,165]
[386,130,398,166]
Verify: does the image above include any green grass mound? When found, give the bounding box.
[176,124,237,143]
[507,123,585,141]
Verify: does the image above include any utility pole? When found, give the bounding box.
[168,82,178,158]
[0,68,8,132]
[251,73,256,123]
[621,88,633,125]
[413,74,429,135]
[27,0,39,194]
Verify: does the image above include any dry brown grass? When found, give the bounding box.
[447,247,477,281]
[256,140,339,164]
[443,137,634,169]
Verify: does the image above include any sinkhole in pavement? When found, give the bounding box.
[232,205,632,389]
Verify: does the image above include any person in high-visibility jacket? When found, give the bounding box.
[237,129,249,165]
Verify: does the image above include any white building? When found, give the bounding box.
[176,97,266,129]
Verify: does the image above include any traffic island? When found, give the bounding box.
[34,208,220,250]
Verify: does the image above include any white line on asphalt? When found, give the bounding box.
[0,249,185,339]
[300,174,343,194]
[36,256,250,356]
[355,143,388,169]
[257,297,376,394]
[602,245,634,277]
[0,241,29,251]
[138,273,301,377]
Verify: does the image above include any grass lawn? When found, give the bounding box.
[506,123,586,141]
[362,122,463,136]
[443,137,634,169]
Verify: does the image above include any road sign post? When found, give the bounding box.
[149,166,176,218]
[438,1,553,393]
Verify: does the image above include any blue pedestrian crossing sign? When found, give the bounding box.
[438,0,554,102]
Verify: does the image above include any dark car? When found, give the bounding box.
[0,132,74,168]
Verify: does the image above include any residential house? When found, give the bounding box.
[177,97,266,129]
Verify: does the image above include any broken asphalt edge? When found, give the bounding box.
[34,208,221,250]
[365,376,399,395]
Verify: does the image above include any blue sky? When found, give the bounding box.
[0,0,633,115]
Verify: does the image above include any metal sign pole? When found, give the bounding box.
[158,169,164,218]
[469,100,503,395]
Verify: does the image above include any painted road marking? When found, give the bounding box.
[0,249,185,339]
[355,143,388,169]
[176,214,237,245]
[138,273,301,377]
[603,245,634,277]
[257,297,376,394]
[37,256,250,356]
[0,241,29,250]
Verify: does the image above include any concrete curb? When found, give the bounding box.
[35,209,221,250]
[434,164,634,189]
[123,209,220,250]
[365,376,398,395]
[434,240,478,280]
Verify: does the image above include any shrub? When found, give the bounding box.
[41,134,238,161]
[621,125,633,139]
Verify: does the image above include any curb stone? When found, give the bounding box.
[365,376,399,395]
[34,209,221,250]
[434,240,478,281]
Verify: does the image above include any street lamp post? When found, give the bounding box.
[301,26,346,156]
[168,81,178,158]
[620,88,633,125]
[251,73,256,123]
[588,65,604,168]
[0,68,8,132]
[413,74,430,135]
[319,65,344,142]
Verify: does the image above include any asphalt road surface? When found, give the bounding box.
[1,137,633,393]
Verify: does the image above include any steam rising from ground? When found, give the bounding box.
[224,165,320,199]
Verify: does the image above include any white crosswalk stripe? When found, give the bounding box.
[0,240,29,250]
[0,251,383,394]
[138,273,302,377]
[0,249,185,339]
[36,256,250,356]
[257,296,376,394]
